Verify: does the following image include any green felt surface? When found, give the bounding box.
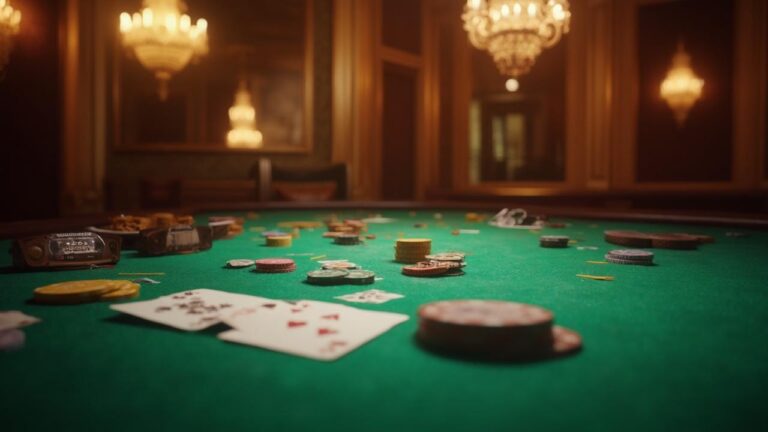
[1,210,767,432]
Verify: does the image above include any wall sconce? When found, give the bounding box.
[0,0,22,76]
[660,43,704,126]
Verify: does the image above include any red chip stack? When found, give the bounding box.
[253,258,297,273]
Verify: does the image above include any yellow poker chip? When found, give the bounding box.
[100,282,141,301]
[33,280,123,304]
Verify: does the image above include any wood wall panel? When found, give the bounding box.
[0,0,62,221]
[635,0,733,182]
[381,63,417,200]
[381,0,421,54]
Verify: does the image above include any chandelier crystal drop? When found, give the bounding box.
[660,43,704,126]
[462,0,571,78]
[227,80,263,149]
[0,0,22,75]
[119,0,208,100]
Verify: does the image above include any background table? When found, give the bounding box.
[2,209,767,431]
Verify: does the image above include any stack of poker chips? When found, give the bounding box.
[394,238,431,263]
[253,258,297,273]
[539,235,570,248]
[333,233,361,246]
[265,235,292,247]
[416,300,582,361]
[323,219,368,238]
[604,230,711,250]
[605,249,655,266]
[305,269,376,286]
[401,261,463,277]
[401,252,467,278]
[33,280,140,305]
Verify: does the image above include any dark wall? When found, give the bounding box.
[636,0,733,182]
[0,0,61,221]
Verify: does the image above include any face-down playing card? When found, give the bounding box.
[219,299,409,361]
[109,289,272,331]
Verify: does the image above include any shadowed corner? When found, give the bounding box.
[102,313,231,337]
[410,333,583,367]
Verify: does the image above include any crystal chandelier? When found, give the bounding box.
[119,0,208,100]
[0,0,22,75]
[227,80,263,149]
[462,0,571,78]
[660,43,704,126]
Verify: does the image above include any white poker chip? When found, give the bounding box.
[226,259,256,268]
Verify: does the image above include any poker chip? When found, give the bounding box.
[425,252,465,262]
[226,259,256,268]
[395,238,432,263]
[678,233,715,244]
[266,235,292,247]
[402,261,453,277]
[261,230,288,238]
[254,258,297,273]
[306,269,350,285]
[345,270,376,285]
[649,233,699,250]
[604,230,653,247]
[605,249,654,266]
[416,300,581,361]
[539,235,569,248]
[33,280,129,305]
[99,282,141,300]
[334,233,361,246]
[322,261,359,270]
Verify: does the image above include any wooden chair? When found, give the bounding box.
[251,158,348,201]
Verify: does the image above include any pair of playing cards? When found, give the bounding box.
[110,289,408,361]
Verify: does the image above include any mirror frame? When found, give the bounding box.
[111,0,314,154]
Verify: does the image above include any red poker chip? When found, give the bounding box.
[254,258,295,268]
[254,265,297,273]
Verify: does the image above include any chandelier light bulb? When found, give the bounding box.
[462,0,571,78]
[505,78,519,92]
[118,0,209,100]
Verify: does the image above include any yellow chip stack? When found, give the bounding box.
[395,238,432,263]
[266,235,292,247]
[33,280,140,305]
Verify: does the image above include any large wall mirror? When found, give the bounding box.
[114,0,313,153]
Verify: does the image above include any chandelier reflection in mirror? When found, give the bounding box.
[660,43,704,126]
[119,0,208,100]
[227,80,263,149]
[0,0,21,75]
[462,0,571,78]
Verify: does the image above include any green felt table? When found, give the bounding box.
[1,209,767,431]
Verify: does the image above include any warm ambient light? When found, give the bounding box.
[660,43,704,126]
[463,0,571,78]
[227,80,263,149]
[0,0,22,75]
[118,0,208,100]
[505,78,519,92]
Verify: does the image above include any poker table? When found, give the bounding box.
[2,208,767,431]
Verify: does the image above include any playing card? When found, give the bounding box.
[335,289,404,304]
[110,289,270,331]
[219,300,408,361]
[0,311,41,332]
